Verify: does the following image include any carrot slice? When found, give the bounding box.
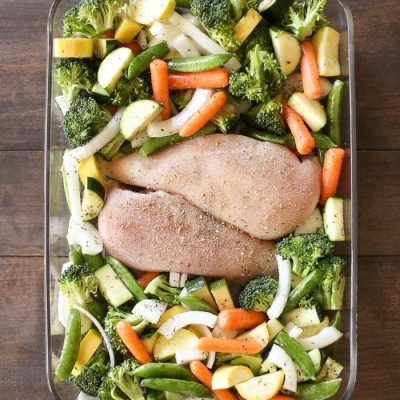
[116,320,152,364]
[197,337,264,355]
[300,40,321,100]
[283,103,315,155]
[137,272,160,289]
[190,361,238,400]
[168,68,229,90]
[320,147,346,205]
[179,91,227,137]
[150,59,171,120]
[218,308,267,331]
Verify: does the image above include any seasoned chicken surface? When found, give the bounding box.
[98,188,277,281]
[102,134,321,240]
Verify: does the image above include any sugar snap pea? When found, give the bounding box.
[134,363,197,381]
[127,42,170,79]
[105,256,147,301]
[82,252,104,271]
[312,132,338,149]
[139,123,217,157]
[241,127,290,146]
[55,309,81,381]
[178,296,218,314]
[326,80,345,146]
[296,379,342,400]
[168,54,234,72]
[275,331,316,379]
[141,378,212,397]
[284,269,324,312]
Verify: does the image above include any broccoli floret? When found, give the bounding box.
[63,0,123,38]
[55,58,96,104]
[242,99,286,135]
[144,274,180,306]
[239,20,272,60]
[110,73,151,107]
[58,264,98,305]
[64,95,111,148]
[73,350,109,397]
[98,132,126,161]
[276,233,334,278]
[99,359,144,400]
[229,44,286,103]
[211,109,239,133]
[104,307,148,354]
[171,89,195,112]
[239,276,278,312]
[319,256,346,310]
[281,0,328,41]
[298,292,319,309]
[191,0,245,52]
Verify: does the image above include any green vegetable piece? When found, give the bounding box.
[178,296,218,314]
[312,132,338,149]
[284,268,324,312]
[141,378,212,397]
[147,389,161,400]
[133,363,197,381]
[242,127,289,146]
[296,379,342,400]
[69,246,85,265]
[120,140,136,154]
[326,80,345,146]
[322,310,342,359]
[176,0,191,8]
[316,148,326,165]
[144,274,180,306]
[83,252,105,272]
[106,256,147,301]
[139,123,216,157]
[55,309,81,380]
[275,331,316,379]
[127,42,170,79]
[98,132,126,161]
[168,54,234,72]
[84,300,108,322]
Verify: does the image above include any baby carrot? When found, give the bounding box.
[150,59,171,120]
[180,91,227,137]
[283,104,315,155]
[197,337,264,355]
[300,40,321,100]
[168,68,229,90]
[137,272,161,289]
[218,308,267,331]
[116,320,152,364]
[320,147,346,205]
[189,361,238,400]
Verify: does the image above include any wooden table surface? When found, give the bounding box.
[1,0,399,398]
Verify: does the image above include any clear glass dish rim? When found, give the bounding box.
[43,1,358,398]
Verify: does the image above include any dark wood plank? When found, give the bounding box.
[1,256,398,399]
[352,0,400,150]
[1,150,399,257]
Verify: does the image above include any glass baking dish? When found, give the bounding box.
[44,1,357,398]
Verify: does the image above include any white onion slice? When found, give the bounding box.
[267,255,292,319]
[132,299,168,324]
[137,30,147,49]
[158,311,218,339]
[175,348,208,365]
[77,392,97,400]
[296,327,343,351]
[150,21,181,43]
[147,89,213,137]
[71,108,124,161]
[172,33,200,57]
[285,322,304,339]
[169,272,182,287]
[267,344,297,392]
[74,304,115,367]
[63,150,82,223]
[180,273,189,288]
[67,218,103,255]
[55,95,70,115]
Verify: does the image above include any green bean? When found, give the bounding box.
[326,80,345,146]
[69,246,85,265]
[55,309,81,381]
[296,379,342,400]
[284,269,324,312]
[179,296,218,314]
[312,132,338,149]
[84,300,108,322]
[128,42,170,79]
[134,363,197,381]
[105,256,147,301]
[176,0,191,8]
[141,379,212,397]
[275,331,316,379]
[82,252,104,272]
[139,123,217,157]
[241,127,290,146]
[168,54,234,72]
